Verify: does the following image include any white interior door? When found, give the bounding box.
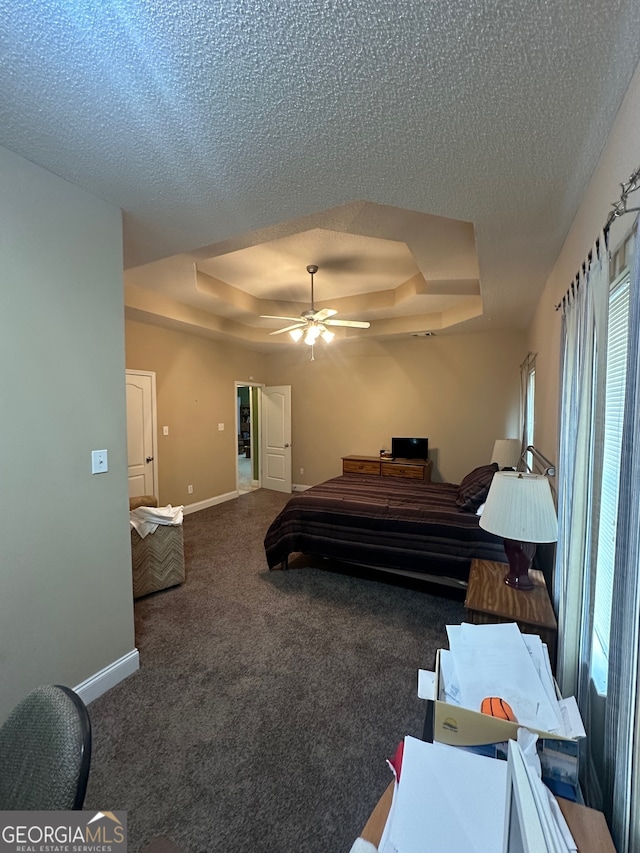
[126,370,157,498]
[261,385,292,493]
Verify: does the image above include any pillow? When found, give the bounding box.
[456,463,499,512]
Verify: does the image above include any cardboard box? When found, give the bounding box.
[428,649,583,801]
[432,649,573,745]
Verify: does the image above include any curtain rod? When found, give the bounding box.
[604,163,640,231]
[554,163,640,311]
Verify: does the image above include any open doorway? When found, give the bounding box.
[236,383,260,494]
[234,382,292,495]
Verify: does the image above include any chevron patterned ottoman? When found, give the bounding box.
[130,496,185,598]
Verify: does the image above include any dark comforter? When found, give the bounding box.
[264,473,507,586]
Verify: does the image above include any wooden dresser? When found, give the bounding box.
[342,455,432,481]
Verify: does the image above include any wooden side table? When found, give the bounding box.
[464,559,557,664]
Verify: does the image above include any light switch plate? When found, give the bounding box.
[91,449,108,474]
[218,423,224,431]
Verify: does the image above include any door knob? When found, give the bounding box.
[146,456,154,463]
[284,443,291,448]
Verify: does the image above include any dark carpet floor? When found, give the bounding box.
[85,489,465,852]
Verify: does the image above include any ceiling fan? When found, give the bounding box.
[260,264,370,348]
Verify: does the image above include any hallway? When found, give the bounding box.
[238,453,253,493]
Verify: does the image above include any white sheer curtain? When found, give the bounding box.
[604,217,640,853]
[519,352,536,466]
[554,235,609,699]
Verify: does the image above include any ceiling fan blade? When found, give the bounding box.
[260,315,304,323]
[268,323,307,336]
[325,318,371,329]
[311,308,338,321]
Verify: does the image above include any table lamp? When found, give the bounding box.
[478,472,558,591]
[491,438,522,470]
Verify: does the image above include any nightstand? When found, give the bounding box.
[464,558,557,665]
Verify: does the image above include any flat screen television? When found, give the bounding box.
[391,437,428,460]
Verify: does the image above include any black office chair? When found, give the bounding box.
[0,684,92,810]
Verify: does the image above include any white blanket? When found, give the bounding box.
[130,504,184,539]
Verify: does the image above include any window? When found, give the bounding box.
[521,353,536,470]
[525,365,535,449]
[590,269,631,694]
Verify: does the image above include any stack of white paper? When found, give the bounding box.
[504,739,577,852]
[376,735,577,853]
[378,736,507,853]
[440,623,585,738]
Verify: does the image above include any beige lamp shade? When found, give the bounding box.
[491,438,522,470]
[479,472,558,543]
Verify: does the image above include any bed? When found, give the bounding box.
[264,463,508,589]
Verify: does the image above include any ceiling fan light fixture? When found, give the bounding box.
[262,265,370,356]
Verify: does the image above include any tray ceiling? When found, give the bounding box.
[2,1,640,347]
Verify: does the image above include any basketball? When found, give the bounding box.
[480,696,517,722]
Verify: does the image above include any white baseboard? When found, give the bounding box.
[186,486,307,505]
[74,649,140,705]
[183,491,238,515]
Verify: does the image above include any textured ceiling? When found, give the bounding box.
[2,1,640,347]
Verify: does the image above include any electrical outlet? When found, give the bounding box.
[299,467,304,475]
[187,485,193,494]
[218,423,224,431]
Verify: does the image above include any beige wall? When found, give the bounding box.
[268,332,526,486]
[125,321,525,502]
[0,146,135,722]
[529,61,640,461]
[125,319,268,504]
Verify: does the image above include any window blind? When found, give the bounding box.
[592,271,630,691]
